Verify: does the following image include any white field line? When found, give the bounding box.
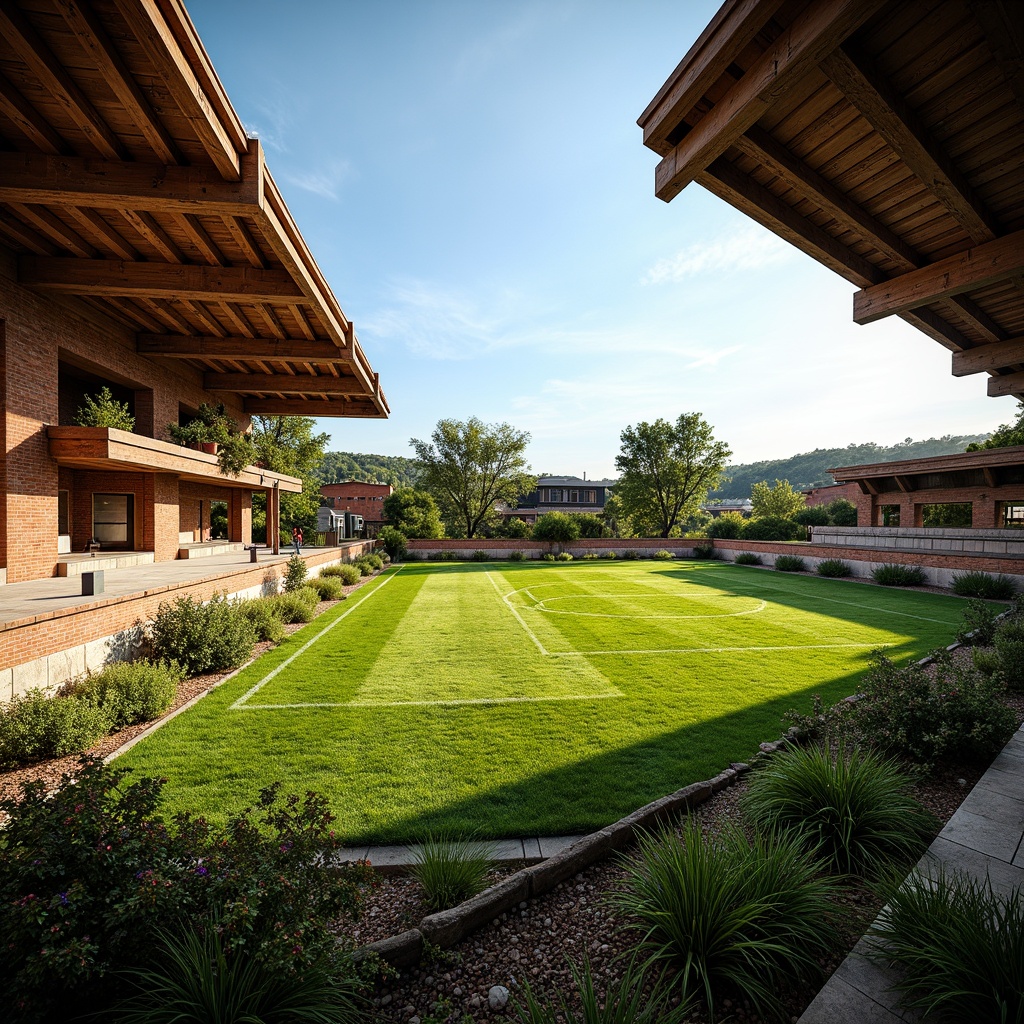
[229,566,404,710]
[552,642,890,657]
[240,692,624,710]
[533,595,767,619]
[486,571,550,655]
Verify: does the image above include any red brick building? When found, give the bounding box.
[0,0,387,585]
[320,481,392,536]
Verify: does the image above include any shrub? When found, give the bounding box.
[706,512,745,539]
[653,549,673,560]
[0,759,369,1023]
[0,689,110,768]
[377,525,407,561]
[950,570,1017,599]
[512,955,693,1024]
[363,552,384,571]
[866,869,1023,1024]
[542,552,556,562]
[816,558,852,578]
[471,550,489,562]
[71,661,180,730]
[604,551,617,559]
[774,554,806,572]
[692,543,716,559]
[282,555,308,592]
[742,742,935,877]
[994,614,1024,689]
[741,516,800,541]
[306,576,344,601]
[871,563,928,587]
[532,511,580,545]
[825,498,858,526]
[794,505,830,526]
[556,551,573,561]
[235,598,286,643]
[733,552,763,565]
[430,550,458,562]
[353,558,374,576]
[498,516,533,539]
[150,594,256,676]
[957,597,1002,645]
[853,650,1016,766]
[409,834,494,911]
[328,563,361,586]
[611,821,837,1021]
[73,386,135,431]
[271,589,319,624]
[621,548,639,560]
[972,647,1000,677]
[508,550,525,562]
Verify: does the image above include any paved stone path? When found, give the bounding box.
[800,722,1024,1023]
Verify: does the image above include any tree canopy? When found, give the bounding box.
[614,414,731,538]
[250,416,330,533]
[382,487,445,539]
[750,479,805,520]
[966,402,1024,451]
[410,418,536,538]
[318,451,420,487]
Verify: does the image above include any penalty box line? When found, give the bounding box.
[229,565,404,711]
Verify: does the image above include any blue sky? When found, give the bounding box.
[191,0,1009,478]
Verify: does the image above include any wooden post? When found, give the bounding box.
[271,482,280,554]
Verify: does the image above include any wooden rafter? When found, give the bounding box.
[65,206,139,260]
[178,213,226,265]
[120,209,183,262]
[17,256,307,302]
[204,372,363,395]
[987,370,1024,397]
[8,202,97,257]
[853,230,1024,324]
[0,70,69,154]
[244,397,383,417]
[952,337,1024,375]
[654,0,885,201]
[137,334,344,360]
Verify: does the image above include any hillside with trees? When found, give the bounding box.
[317,451,421,488]
[708,433,991,500]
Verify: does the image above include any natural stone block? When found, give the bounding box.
[355,928,424,969]
[419,872,530,947]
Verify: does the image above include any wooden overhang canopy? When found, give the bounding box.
[638,0,1024,399]
[0,0,388,419]
[830,444,1024,495]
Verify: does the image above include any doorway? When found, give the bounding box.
[92,493,134,549]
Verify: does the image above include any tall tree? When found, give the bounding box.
[382,487,445,539]
[411,418,536,538]
[614,414,731,538]
[750,479,805,519]
[967,402,1024,450]
[250,416,330,536]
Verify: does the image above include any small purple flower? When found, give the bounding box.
[195,866,208,876]
[58,892,69,907]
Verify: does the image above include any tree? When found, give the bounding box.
[614,414,731,538]
[249,416,330,538]
[707,511,746,539]
[382,487,445,539]
[825,498,858,526]
[377,525,408,560]
[750,479,805,520]
[410,418,536,538]
[532,511,581,547]
[571,512,609,538]
[967,401,1024,450]
[497,516,533,539]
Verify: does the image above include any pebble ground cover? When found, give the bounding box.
[116,560,967,842]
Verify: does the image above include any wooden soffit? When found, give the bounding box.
[639,0,1024,400]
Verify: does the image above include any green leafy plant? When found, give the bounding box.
[733,552,762,565]
[742,742,936,877]
[508,550,525,561]
[73,386,135,431]
[741,516,800,541]
[604,551,617,559]
[692,542,716,558]
[307,576,345,601]
[272,589,319,624]
[582,552,601,560]
[409,834,495,911]
[621,548,639,560]
[556,551,573,561]
[950,571,1017,599]
[774,554,806,572]
[542,552,556,562]
[321,563,360,586]
[69,660,180,730]
[0,688,110,768]
[377,525,407,561]
[853,650,1016,766]
[236,598,287,643]
[866,869,1023,1024]
[705,511,745,539]
[652,549,673,560]
[353,559,374,576]
[610,820,837,1021]
[816,558,852,578]
[956,597,1002,645]
[794,505,830,526]
[782,693,855,745]
[512,955,693,1024]
[150,594,257,676]
[471,550,489,561]
[283,555,309,592]
[994,614,1024,690]
[870,563,928,587]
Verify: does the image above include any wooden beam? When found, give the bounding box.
[952,338,1024,375]
[894,475,914,493]
[138,334,344,361]
[120,209,184,263]
[0,2,125,161]
[853,230,1024,324]
[18,257,306,302]
[8,203,97,258]
[987,370,1024,397]
[968,0,1024,109]
[204,372,364,395]
[66,207,139,260]
[982,466,999,488]
[0,152,261,214]
[821,45,1000,244]
[654,0,885,201]
[0,207,59,254]
[244,397,385,417]
[56,0,181,165]
[178,214,226,265]
[638,0,787,154]
[857,479,879,495]
[0,70,69,154]
[111,0,243,180]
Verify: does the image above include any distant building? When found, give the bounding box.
[503,476,617,525]
[320,482,392,537]
[702,499,752,518]
[803,482,861,507]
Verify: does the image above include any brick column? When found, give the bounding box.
[972,496,1000,528]
[151,473,180,561]
[0,319,6,583]
[228,489,252,544]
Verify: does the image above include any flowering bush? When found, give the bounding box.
[0,757,369,1023]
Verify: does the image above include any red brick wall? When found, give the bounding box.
[0,319,7,580]
[862,484,1024,528]
[178,480,234,541]
[804,482,860,506]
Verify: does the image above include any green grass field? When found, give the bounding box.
[117,560,970,843]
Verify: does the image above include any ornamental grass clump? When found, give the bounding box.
[409,833,495,911]
[320,563,360,586]
[816,558,852,578]
[867,869,1023,1024]
[870,563,927,587]
[733,552,762,565]
[741,742,936,878]
[306,575,345,601]
[271,588,319,624]
[950,570,1017,599]
[774,554,806,572]
[611,820,837,1022]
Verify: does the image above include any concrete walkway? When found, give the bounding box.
[800,722,1024,1023]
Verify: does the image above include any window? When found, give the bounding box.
[569,489,579,502]
[1003,504,1024,529]
[58,490,70,535]
[548,489,563,502]
[93,493,134,548]
[584,490,596,504]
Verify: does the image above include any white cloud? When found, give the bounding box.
[281,160,352,201]
[643,226,794,285]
